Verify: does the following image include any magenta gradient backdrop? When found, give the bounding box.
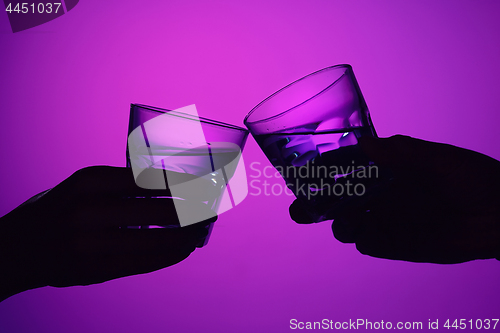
[1,1,500,332]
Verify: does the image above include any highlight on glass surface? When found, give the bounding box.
[127,104,249,238]
[244,65,380,222]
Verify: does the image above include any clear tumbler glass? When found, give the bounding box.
[245,65,382,222]
[127,104,249,245]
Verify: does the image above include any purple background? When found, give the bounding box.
[1,1,499,332]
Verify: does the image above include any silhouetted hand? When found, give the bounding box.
[289,135,500,264]
[0,166,216,302]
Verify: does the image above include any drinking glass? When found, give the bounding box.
[244,64,382,222]
[127,104,249,246]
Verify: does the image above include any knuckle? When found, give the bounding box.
[69,167,93,188]
[68,166,111,193]
[331,221,355,244]
[355,241,370,255]
[390,134,412,141]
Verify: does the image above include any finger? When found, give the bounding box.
[358,135,474,178]
[348,203,459,263]
[333,207,406,260]
[103,250,194,281]
[315,144,371,169]
[57,166,142,195]
[288,198,338,224]
[58,166,202,197]
[329,180,408,245]
[354,231,396,259]
[73,223,210,256]
[354,226,442,263]
[288,176,388,225]
[331,210,370,243]
[74,198,217,229]
[357,135,410,167]
[358,135,437,168]
[289,199,317,224]
[49,250,195,287]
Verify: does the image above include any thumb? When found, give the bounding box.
[358,134,469,177]
[357,135,417,168]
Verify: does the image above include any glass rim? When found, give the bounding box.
[131,103,249,133]
[244,64,352,126]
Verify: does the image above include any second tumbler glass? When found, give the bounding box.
[245,65,379,222]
